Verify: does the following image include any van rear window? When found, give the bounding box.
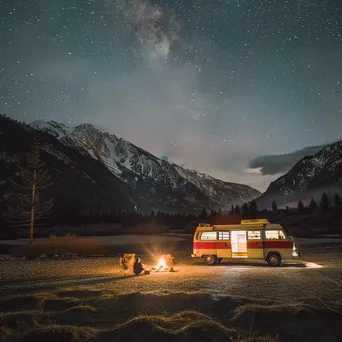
[200,232,217,240]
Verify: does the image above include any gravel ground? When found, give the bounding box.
[1,240,342,303]
[1,239,342,342]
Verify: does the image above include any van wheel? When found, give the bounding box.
[204,255,217,265]
[267,253,281,267]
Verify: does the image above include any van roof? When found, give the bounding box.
[198,218,269,227]
[241,219,270,224]
[195,222,282,232]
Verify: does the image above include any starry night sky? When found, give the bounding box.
[1,0,341,191]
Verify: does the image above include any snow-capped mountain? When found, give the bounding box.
[31,120,261,209]
[256,140,342,208]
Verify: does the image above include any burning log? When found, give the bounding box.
[152,254,174,272]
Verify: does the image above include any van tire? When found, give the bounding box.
[204,255,217,265]
[266,253,281,267]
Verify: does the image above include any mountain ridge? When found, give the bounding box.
[30,119,261,209]
[256,139,342,208]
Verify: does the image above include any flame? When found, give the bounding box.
[154,256,168,271]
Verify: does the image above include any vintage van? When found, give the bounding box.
[191,219,300,266]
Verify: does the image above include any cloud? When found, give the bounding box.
[242,167,263,175]
[249,145,324,175]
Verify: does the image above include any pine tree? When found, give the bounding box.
[297,200,305,213]
[272,200,278,212]
[234,205,240,215]
[249,200,258,217]
[229,204,234,215]
[308,198,318,211]
[4,140,53,243]
[200,206,207,218]
[320,193,330,213]
[0,154,7,235]
[334,192,341,206]
[0,153,5,208]
[218,207,222,216]
[242,203,249,216]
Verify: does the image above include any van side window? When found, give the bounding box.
[218,232,230,240]
[265,230,286,240]
[200,232,217,240]
[248,230,261,240]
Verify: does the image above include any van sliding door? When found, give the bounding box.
[216,231,231,258]
[247,230,264,259]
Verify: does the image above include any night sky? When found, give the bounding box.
[1,0,341,191]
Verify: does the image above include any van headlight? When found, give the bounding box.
[292,243,299,258]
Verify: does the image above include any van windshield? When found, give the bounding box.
[265,230,286,240]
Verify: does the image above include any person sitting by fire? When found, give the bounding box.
[133,257,148,275]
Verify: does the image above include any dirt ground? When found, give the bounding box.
[1,237,342,342]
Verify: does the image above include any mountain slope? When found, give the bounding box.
[0,116,220,216]
[256,140,342,208]
[0,115,138,215]
[31,120,261,208]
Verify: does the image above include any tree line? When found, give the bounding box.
[270,192,342,214]
[225,192,342,218]
[1,138,341,240]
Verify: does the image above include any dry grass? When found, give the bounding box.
[18,324,98,342]
[1,288,341,342]
[52,305,98,326]
[0,311,280,342]
[231,302,341,340]
[10,236,104,259]
[106,312,235,342]
[0,292,79,313]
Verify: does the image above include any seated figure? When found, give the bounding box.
[133,257,147,275]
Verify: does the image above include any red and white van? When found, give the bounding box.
[191,219,300,266]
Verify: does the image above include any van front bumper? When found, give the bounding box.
[191,253,196,258]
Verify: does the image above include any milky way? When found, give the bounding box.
[0,0,341,191]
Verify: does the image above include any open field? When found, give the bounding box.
[1,236,342,341]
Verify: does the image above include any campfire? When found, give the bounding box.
[151,254,173,272]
